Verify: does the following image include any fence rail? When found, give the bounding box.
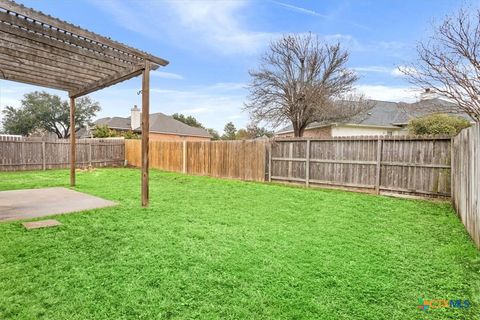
[270,136,452,197]
[452,124,480,247]
[125,139,267,182]
[0,138,125,171]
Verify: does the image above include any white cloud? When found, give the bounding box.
[179,107,212,114]
[354,66,393,73]
[166,1,280,55]
[90,0,278,56]
[151,71,184,80]
[271,1,328,18]
[353,65,416,78]
[355,85,419,102]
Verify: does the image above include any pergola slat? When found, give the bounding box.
[0,11,143,65]
[0,22,135,70]
[0,54,99,83]
[0,0,169,67]
[0,35,122,76]
[0,0,168,207]
[0,71,77,91]
[0,64,83,87]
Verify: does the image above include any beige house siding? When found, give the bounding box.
[276,126,332,138]
[331,125,406,137]
[275,124,407,138]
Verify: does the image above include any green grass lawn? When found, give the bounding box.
[0,168,479,319]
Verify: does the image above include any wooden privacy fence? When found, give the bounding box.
[125,139,267,182]
[452,124,480,247]
[269,136,452,197]
[0,138,125,171]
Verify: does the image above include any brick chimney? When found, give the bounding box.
[130,105,141,130]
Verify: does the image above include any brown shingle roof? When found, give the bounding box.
[94,113,212,138]
[276,98,472,134]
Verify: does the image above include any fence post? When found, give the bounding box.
[182,140,187,173]
[88,140,92,167]
[375,137,383,194]
[268,141,272,182]
[42,141,46,170]
[305,139,310,187]
[288,142,293,178]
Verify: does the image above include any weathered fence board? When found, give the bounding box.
[125,139,267,182]
[270,136,452,197]
[452,124,480,248]
[0,138,124,171]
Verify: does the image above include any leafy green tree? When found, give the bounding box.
[245,123,273,139]
[207,128,220,140]
[222,122,237,140]
[235,128,249,140]
[1,91,100,138]
[408,113,471,136]
[171,113,220,140]
[172,113,204,128]
[234,123,273,140]
[1,106,36,136]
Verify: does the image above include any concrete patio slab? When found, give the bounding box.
[0,187,116,222]
[23,219,61,230]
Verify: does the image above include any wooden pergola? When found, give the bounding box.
[0,0,168,206]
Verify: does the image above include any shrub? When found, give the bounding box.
[92,125,140,139]
[408,113,471,136]
[122,130,140,139]
[93,124,114,138]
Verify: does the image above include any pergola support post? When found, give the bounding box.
[141,61,151,207]
[69,97,76,187]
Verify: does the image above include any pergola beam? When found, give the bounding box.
[69,64,156,98]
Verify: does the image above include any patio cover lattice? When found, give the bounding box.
[0,0,169,206]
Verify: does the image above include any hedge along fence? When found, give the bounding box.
[452,124,480,247]
[125,139,267,182]
[0,137,125,171]
[269,136,452,197]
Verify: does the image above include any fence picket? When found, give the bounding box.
[0,138,124,171]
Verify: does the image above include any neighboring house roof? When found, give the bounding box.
[93,112,212,138]
[276,98,471,134]
[147,113,211,137]
[95,117,131,130]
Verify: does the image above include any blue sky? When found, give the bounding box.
[0,0,469,132]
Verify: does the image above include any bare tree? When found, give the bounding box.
[401,8,480,122]
[245,33,371,137]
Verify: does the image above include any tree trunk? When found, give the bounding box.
[293,124,306,137]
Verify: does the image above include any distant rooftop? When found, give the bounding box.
[94,113,212,138]
[276,98,470,134]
